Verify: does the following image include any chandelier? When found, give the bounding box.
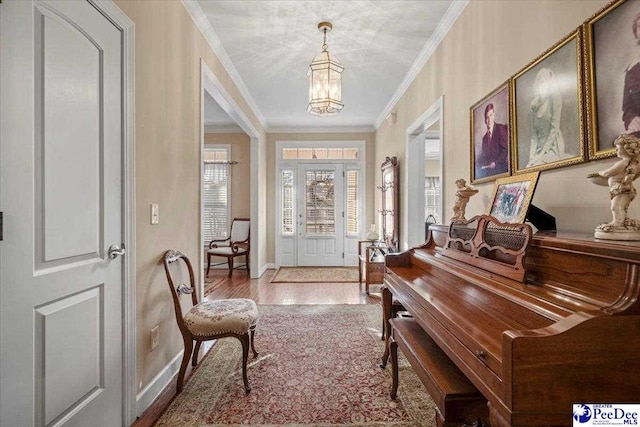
[307,22,344,116]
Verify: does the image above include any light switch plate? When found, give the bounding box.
[151,203,159,224]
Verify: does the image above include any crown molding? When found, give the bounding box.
[182,0,267,129]
[204,123,246,134]
[267,125,375,134]
[374,0,469,130]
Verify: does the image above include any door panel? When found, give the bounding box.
[296,164,344,266]
[37,4,103,264]
[1,1,123,425]
[35,288,102,425]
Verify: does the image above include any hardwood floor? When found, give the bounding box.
[205,268,381,304]
[132,267,381,426]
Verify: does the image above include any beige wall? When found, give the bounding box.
[114,0,619,403]
[266,132,376,264]
[204,132,251,219]
[114,0,266,392]
[375,0,618,236]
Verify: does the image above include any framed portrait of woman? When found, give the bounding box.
[585,0,640,160]
[470,82,512,184]
[511,29,587,173]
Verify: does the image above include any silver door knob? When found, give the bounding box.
[108,243,126,259]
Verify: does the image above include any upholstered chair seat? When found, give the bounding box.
[207,245,247,257]
[184,298,258,337]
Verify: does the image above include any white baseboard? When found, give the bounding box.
[259,263,275,277]
[135,351,183,416]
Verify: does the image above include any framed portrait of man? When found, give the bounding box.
[470,82,511,184]
[512,29,586,173]
[585,0,640,159]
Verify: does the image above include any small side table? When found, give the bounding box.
[358,240,388,295]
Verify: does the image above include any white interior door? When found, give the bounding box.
[296,164,344,266]
[1,1,124,425]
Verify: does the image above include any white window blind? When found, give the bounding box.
[281,170,294,234]
[203,148,230,243]
[346,170,359,234]
[425,176,440,223]
[305,170,335,234]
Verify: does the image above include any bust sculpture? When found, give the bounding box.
[588,133,640,240]
[451,178,479,222]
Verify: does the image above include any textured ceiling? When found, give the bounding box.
[197,0,455,130]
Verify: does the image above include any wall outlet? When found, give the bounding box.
[150,203,159,225]
[150,326,160,351]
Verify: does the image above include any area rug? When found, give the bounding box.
[270,267,359,283]
[155,304,435,426]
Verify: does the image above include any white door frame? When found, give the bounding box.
[200,59,262,283]
[274,140,366,267]
[73,1,137,424]
[404,96,444,250]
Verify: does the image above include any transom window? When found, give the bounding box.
[282,147,358,160]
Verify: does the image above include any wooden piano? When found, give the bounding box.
[381,215,640,427]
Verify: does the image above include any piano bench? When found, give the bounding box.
[389,318,488,427]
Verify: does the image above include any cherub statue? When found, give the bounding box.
[588,133,640,240]
[451,178,479,222]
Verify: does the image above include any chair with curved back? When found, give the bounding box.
[206,218,250,278]
[163,250,259,394]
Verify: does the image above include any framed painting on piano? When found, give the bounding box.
[488,171,540,224]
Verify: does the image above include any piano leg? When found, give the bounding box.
[380,285,393,368]
[488,401,509,427]
[390,335,398,399]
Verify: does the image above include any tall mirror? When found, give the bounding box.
[380,156,399,251]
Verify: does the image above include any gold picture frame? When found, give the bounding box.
[584,0,639,160]
[470,81,512,184]
[511,29,586,174]
[488,172,540,224]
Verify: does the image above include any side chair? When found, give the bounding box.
[163,250,259,394]
[207,217,250,278]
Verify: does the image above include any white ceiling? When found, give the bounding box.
[195,0,462,131]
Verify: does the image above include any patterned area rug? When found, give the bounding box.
[270,267,359,283]
[155,304,435,426]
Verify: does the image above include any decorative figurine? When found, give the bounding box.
[588,133,640,240]
[451,178,479,222]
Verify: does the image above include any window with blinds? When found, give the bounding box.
[281,170,294,234]
[203,148,230,243]
[346,170,359,234]
[305,170,335,234]
[282,147,358,160]
[425,176,440,223]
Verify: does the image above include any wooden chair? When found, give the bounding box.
[163,250,259,394]
[206,218,250,278]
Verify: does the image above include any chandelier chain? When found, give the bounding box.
[322,28,328,52]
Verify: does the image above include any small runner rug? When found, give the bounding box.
[155,304,435,426]
[270,266,359,283]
